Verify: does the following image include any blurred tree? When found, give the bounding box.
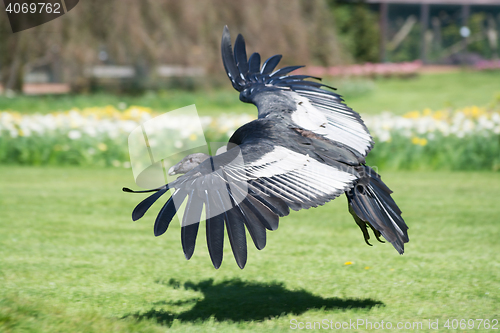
[0,0,346,93]
[468,13,490,58]
[328,0,380,63]
[389,20,421,63]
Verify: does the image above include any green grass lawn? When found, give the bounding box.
[1,70,499,117]
[336,70,500,115]
[0,89,254,117]
[1,166,499,332]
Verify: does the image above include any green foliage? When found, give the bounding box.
[1,0,344,92]
[0,167,499,332]
[390,11,500,62]
[1,71,500,170]
[467,13,493,58]
[438,13,494,60]
[367,132,500,171]
[0,133,129,167]
[0,89,254,117]
[388,21,422,63]
[1,107,499,171]
[330,2,380,63]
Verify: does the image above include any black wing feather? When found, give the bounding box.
[234,34,249,79]
[217,189,248,269]
[238,201,267,250]
[154,188,188,237]
[181,190,203,260]
[248,52,261,75]
[221,26,243,90]
[205,191,225,269]
[270,65,304,77]
[261,54,283,75]
[132,187,169,221]
[226,185,267,250]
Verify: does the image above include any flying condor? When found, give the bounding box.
[124,26,409,269]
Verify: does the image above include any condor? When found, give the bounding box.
[124,26,409,269]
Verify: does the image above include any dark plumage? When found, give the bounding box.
[124,26,409,269]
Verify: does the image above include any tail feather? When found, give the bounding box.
[347,166,409,254]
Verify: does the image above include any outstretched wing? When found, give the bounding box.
[221,26,374,157]
[126,129,358,269]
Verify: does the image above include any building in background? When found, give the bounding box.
[367,0,500,64]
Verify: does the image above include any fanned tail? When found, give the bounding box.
[347,166,409,254]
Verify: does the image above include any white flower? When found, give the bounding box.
[68,130,82,140]
[83,126,97,137]
[377,130,391,142]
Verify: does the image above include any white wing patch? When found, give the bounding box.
[288,90,373,156]
[242,146,356,202]
[290,95,328,134]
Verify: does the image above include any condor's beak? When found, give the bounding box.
[168,165,177,176]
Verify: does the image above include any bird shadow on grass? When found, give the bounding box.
[126,278,383,326]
